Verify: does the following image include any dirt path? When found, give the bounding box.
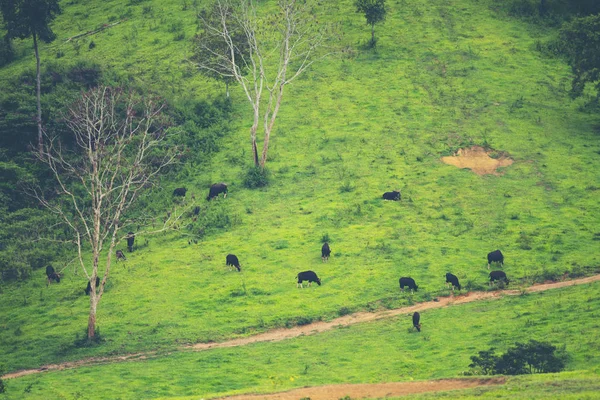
[213,377,506,400]
[4,274,600,380]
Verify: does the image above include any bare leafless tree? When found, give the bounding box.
[33,86,182,339]
[192,0,332,168]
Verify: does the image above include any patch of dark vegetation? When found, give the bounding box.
[468,340,567,375]
[337,306,353,317]
[282,315,320,328]
[73,328,105,348]
[243,166,270,188]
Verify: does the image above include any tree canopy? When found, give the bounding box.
[559,14,600,101]
[354,0,386,46]
[0,0,60,42]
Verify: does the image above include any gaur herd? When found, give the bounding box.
[45,185,511,332]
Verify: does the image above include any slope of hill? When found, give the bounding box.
[0,0,599,384]
[2,281,599,398]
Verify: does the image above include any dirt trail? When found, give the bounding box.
[4,274,600,380]
[213,377,506,400]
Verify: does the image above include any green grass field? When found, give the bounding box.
[2,282,599,399]
[1,0,600,397]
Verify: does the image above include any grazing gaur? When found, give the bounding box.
[45,265,61,286]
[487,250,504,269]
[413,312,421,332]
[85,277,100,296]
[445,273,461,291]
[382,190,401,201]
[207,183,228,201]
[116,249,127,261]
[193,206,200,216]
[127,232,135,252]
[173,187,188,197]
[399,277,418,293]
[226,254,241,272]
[296,270,321,288]
[321,242,331,262]
[489,270,509,286]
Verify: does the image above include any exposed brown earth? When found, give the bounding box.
[3,274,600,380]
[441,146,513,175]
[213,377,506,400]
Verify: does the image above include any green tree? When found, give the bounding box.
[469,341,566,375]
[355,0,386,46]
[0,0,61,154]
[468,348,498,375]
[559,14,600,101]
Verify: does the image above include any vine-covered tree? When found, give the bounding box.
[0,0,61,154]
[33,87,182,339]
[559,14,600,101]
[354,0,386,47]
[191,0,332,170]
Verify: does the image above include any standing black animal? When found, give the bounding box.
[193,206,200,216]
[116,249,127,261]
[45,265,61,286]
[399,277,418,293]
[127,232,135,252]
[413,312,421,332]
[226,254,241,271]
[321,242,331,262]
[296,271,321,288]
[207,183,228,200]
[85,277,100,295]
[445,273,461,291]
[382,190,401,201]
[487,250,504,269]
[173,187,187,197]
[489,270,509,286]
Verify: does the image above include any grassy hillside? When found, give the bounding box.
[2,282,599,398]
[0,0,599,385]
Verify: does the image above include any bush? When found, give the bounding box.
[469,340,567,375]
[243,166,270,188]
[74,327,104,348]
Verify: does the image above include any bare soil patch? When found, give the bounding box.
[4,275,600,380]
[441,146,513,175]
[213,377,506,400]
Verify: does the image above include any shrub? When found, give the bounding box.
[74,327,104,348]
[243,166,270,188]
[469,340,566,375]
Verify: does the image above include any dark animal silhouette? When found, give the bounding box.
[489,270,509,286]
[127,232,135,252]
[399,277,418,293]
[321,242,331,262]
[173,187,187,197]
[85,277,100,295]
[445,273,461,291]
[297,271,321,288]
[45,265,61,286]
[382,190,401,201]
[116,249,127,261]
[226,254,241,271]
[413,312,421,332]
[193,206,200,216]
[487,250,504,269]
[207,183,228,200]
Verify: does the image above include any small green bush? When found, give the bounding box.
[243,166,270,188]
